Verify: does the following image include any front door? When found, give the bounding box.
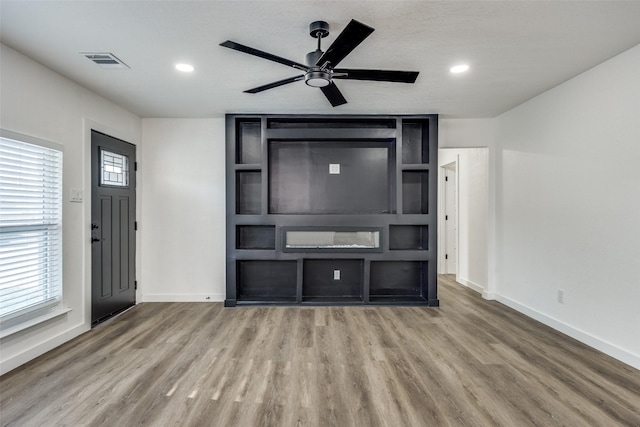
[91,130,136,324]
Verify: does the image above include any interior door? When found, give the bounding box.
[91,130,136,324]
[445,167,457,275]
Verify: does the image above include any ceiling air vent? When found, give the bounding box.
[81,52,130,69]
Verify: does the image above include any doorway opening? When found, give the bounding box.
[437,147,489,295]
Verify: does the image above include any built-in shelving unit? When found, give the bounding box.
[226,114,438,306]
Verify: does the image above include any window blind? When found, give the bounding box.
[0,134,63,323]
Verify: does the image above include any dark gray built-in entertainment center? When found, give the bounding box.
[225,114,438,306]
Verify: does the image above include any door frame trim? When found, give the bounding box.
[439,159,459,277]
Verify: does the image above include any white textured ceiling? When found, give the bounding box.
[2,1,640,118]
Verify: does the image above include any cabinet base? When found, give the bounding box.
[228,297,440,307]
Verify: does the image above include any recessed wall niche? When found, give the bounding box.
[236,225,275,250]
[226,115,438,307]
[235,170,261,214]
[389,225,428,250]
[269,140,395,215]
[236,119,261,164]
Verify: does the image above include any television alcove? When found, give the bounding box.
[226,115,438,306]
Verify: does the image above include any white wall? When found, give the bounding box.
[438,148,489,294]
[0,44,141,375]
[494,44,640,368]
[139,119,226,302]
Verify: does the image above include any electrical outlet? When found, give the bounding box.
[333,269,340,280]
[329,163,340,174]
[557,289,564,304]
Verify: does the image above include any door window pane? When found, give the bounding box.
[101,150,129,186]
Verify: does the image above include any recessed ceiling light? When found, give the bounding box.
[450,64,470,74]
[175,63,195,72]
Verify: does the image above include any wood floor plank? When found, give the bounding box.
[2,275,640,426]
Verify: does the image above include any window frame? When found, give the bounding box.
[0,129,64,331]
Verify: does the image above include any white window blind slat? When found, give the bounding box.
[0,264,62,284]
[1,249,62,265]
[2,287,54,302]
[0,134,63,322]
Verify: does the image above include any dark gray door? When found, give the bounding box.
[91,130,136,324]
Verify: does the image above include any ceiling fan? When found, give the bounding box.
[220,19,419,107]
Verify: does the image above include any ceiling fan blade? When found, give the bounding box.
[320,82,347,107]
[220,40,309,71]
[244,75,306,93]
[315,20,374,68]
[333,69,419,83]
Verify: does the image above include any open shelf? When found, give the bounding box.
[402,171,429,214]
[402,120,429,164]
[237,260,297,302]
[236,225,275,250]
[236,119,262,164]
[370,261,427,298]
[303,259,363,301]
[236,170,261,214]
[389,225,428,250]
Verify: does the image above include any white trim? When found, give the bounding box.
[0,308,72,339]
[495,294,640,370]
[482,291,497,300]
[455,277,484,294]
[454,156,460,278]
[0,323,88,375]
[0,128,64,151]
[141,294,225,303]
[438,159,458,275]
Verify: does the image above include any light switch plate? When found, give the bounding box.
[70,188,83,203]
[333,269,341,280]
[329,163,340,174]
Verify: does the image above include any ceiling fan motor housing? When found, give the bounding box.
[305,47,331,87]
[306,49,324,67]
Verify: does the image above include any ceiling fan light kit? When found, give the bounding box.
[220,19,419,107]
[305,71,331,88]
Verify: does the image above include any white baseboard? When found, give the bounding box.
[0,323,89,376]
[141,294,225,303]
[455,277,484,294]
[482,291,497,300]
[495,294,640,370]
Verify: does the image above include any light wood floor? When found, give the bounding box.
[1,275,639,426]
